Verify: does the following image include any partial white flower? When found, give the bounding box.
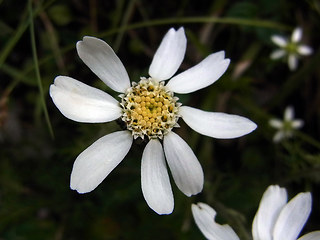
[50,27,257,215]
[270,27,313,71]
[191,202,240,240]
[192,185,320,240]
[269,106,304,143]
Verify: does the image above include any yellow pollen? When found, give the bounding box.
[132,112,139,118]
[120,77,180,139]
[135,96,141,102]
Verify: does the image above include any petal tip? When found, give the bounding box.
[223,58,231,68]
[182,181,203,197]
[177,26,185,34]
[250,121,258,131]
[155,206,174,215]
[52,75,64,85]
[216,50,226,59]
[70,172,98,194]
[71,186,89,194]
[70,182,83,193]
[76,36,96,51]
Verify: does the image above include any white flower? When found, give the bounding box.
[50,27,257,215]
[270,27,313,71]
[192,185,320,240]
[191,202,240,240]
[269,106,304,143]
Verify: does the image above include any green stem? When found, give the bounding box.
[296,131,320,150]
[1,63,35,86]
[28,0,54,139]
[0,7,29,67]
[113,0,137,52]
[4,15,289,83]
[99,16,290,38]
[2,15,290,98]
[0,0,56,68]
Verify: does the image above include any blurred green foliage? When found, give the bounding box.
[0,0,319,239]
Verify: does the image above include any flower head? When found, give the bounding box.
[270,27,313,71]
[192,185,320,240]
[120,77,181,139]
[269,106,304,143]
[50,27,257,215]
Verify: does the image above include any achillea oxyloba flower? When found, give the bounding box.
[192,185,320,240]
[269,106,303,143]
[270,27,313,71]
[50,27,257,215]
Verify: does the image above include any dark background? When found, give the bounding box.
[0,0,319,239]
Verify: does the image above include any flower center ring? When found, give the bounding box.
[120,77,181,139]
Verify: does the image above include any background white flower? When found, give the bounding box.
[191,202,240,240]
[192,185,320,240]
[270,27,313,71]
[50,27,257,215]
[269,106,304,143]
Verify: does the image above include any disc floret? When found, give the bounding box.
[120,77,181,139]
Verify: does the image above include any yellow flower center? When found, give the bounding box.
[120,77,180,139]
[285,42,298,54]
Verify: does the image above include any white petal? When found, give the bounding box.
[192,203,240,240]
[70,131,133,193]
[273,192,312,240]
[252,185,288,240]
[288,54,298,71]
[292,120,304,129]
[273,131,285,143]
[163,132,203,196]
[148,27,187,80]
[298,231,320,240]
[270,49,286,60]
[179,106,257,139]
[297,45,313,56]
[141,139,174,215]
[166,51,230,94]
[269,119,283,129]
[292,27,302,43]
[271,35,287,47]
[49,76,122,123]
[284,106,294,121]
[76,36,130,93]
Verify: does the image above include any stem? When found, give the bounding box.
[28,0,54,138]
[99,16,290,38]
[296,131,320,150]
